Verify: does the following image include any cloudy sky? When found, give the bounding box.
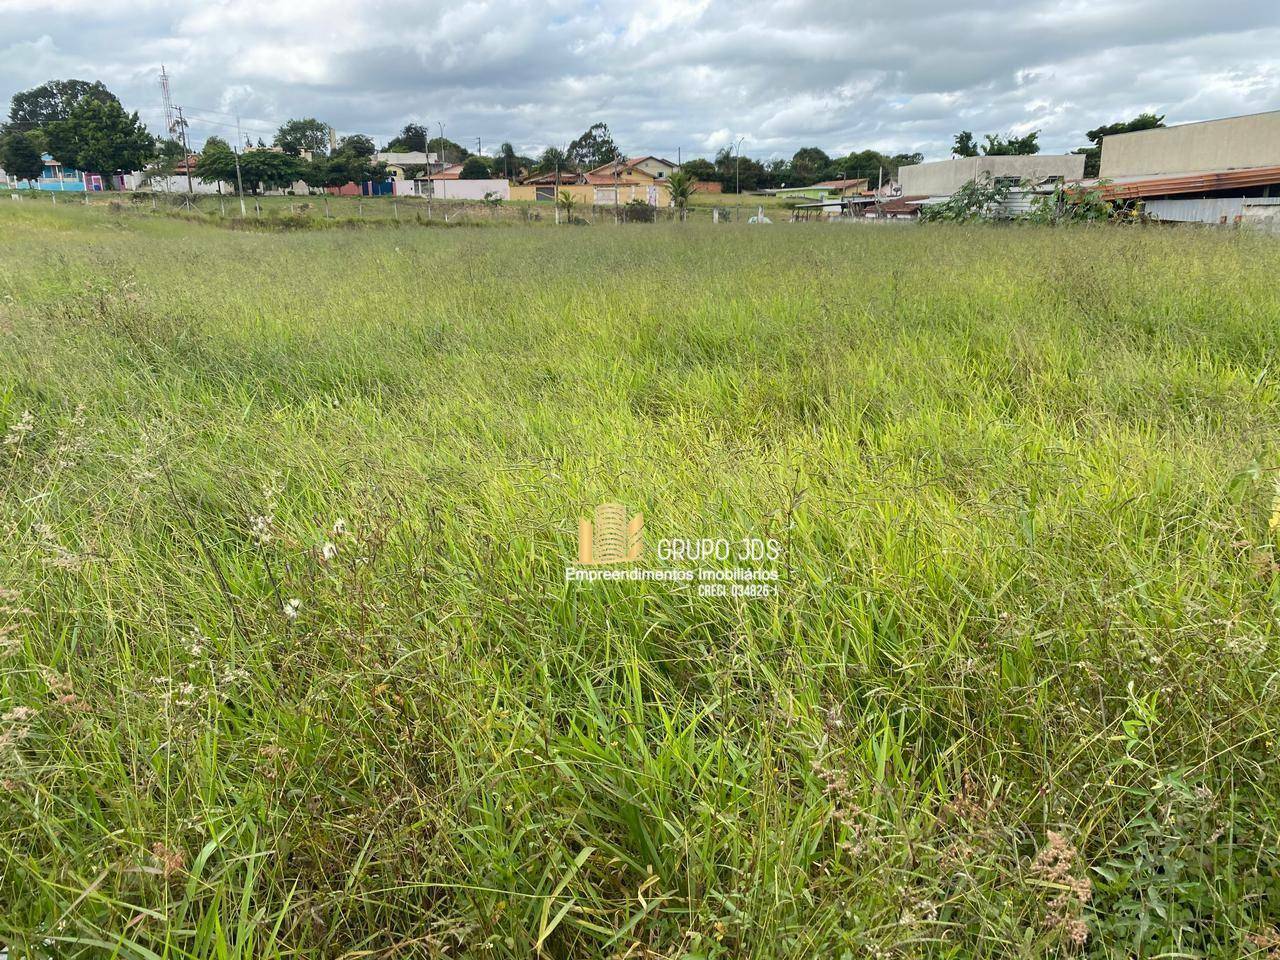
[2,0,1277,163]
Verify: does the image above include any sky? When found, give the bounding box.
[1,0,1278,164]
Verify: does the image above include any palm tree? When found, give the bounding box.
[556,189,577,224]
[667,168,697,222]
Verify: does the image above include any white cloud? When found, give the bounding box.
[1,0,1276,163]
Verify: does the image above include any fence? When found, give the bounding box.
[5,188,817,228]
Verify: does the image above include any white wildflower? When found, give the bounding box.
[249,514,273,546]
[282,598,301,620]
[3,410,34,450]
[321,541,338,562]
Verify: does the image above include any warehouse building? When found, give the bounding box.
[897,154,1085,198]
[1096,110,1280,226]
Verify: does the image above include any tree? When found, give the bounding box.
[536,146,570,174]
[556,189,578,222]
[953,131,979,157]
[0,131,44,182]
[493,141,521,179]
[714,146,765,192]
[427,136,469,164]
[666,168,697,221]
[459,156,490,179]
[312,134,381,187]
[386,123,427,152]
[44,97,153,186]
[274,118,329,156]
[982,131,1040,155]
[919,174,1014,222]
[952,129,1040,158]
[239,149,304,193]
[7,79,118,133]
[197,137,238,189]
[567,122,620,169]
[1076,113,1165,177]
[788,146,832,185]
[338,134,375,158]
[681,158,716,182]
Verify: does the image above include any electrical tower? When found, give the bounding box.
[159,65,179,139]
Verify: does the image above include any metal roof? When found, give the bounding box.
[1090,165,1280,200]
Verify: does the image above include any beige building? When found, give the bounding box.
[1100,110,1280,178]
[898,154,1085,196]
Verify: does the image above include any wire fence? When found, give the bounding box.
[5,186,810,228]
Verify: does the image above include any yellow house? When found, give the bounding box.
[510,157,677,206]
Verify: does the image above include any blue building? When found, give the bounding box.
[6,154,104,191]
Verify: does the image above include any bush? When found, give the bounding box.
[622,199,655,223]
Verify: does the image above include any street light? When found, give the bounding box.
[734,135,746,196]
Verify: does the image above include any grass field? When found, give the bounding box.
[2,203,1280,958]
[4,188,795,230]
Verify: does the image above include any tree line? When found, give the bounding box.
[948,114,1166,177]
[0,77,1168,193]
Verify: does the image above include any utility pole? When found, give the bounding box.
[734,135,745,198]
[476,137,482,157]
[613,153,622,224]
[437,122,448,200]
[234,114,247,215]
[177,106,194,194]
[417,119,430,215]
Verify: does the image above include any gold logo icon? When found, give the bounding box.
[578,503,643,564]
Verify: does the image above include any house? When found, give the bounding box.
[510,166,673,207]
[1092,110,1280,225]
[898,154,1085,197]
[762,178,870,201]
[585,155,679,181]
[375,151,440,181]
[5,153,105,191]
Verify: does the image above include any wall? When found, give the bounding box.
[898,154,1085,196]
[427,178,510,201]
[130,174,232,194]
[1101,111,1280,178]
[1144,195,1280,224]
[510,182,670,205]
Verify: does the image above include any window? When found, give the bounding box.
[535,186,556,202]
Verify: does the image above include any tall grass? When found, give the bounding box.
[2,203,1280,958]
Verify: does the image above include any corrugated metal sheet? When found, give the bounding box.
[1093,165,1280,200]
[1145,196,1280,224]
